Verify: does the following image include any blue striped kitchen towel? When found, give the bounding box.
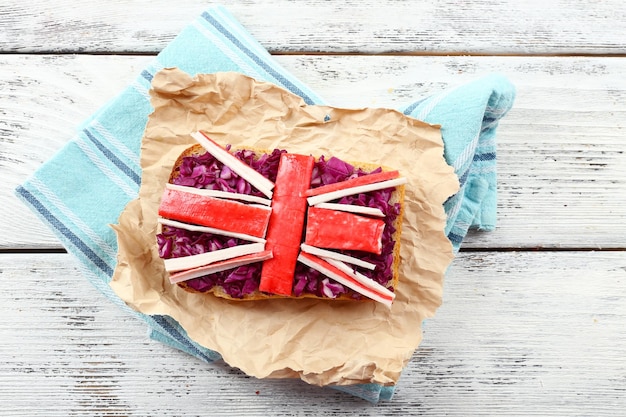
[15,5,515,403]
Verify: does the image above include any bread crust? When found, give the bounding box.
[162,144,404,302]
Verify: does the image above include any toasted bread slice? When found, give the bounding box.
[159,144,405,302]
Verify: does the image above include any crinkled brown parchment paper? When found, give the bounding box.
[110,68,459,387]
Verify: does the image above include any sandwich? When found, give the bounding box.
[156,131,407,307]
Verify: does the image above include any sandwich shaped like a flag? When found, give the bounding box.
[157,131,406,307]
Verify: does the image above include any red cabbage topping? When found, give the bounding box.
[157,149,400,299]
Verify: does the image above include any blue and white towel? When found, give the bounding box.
[15,5,515,403]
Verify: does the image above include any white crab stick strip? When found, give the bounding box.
[300,243,376,270]
[191,131,275,199]
[166,183,272,206]
[323,257,395,300]
[164,242,266,273]
[297,252,395,308]
[169,250,273,284]
[307,177,407,206]
[313,202,385,217]
[158,218,267,244]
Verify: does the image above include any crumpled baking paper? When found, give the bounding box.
[110,68,459,387]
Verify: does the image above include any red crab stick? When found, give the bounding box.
[305,206,385,254]
[260,153,314,296]
[159,187,271,238]
[304,170,399,197]
[297,252,395,307]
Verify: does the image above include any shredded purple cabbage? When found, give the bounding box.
[157,147,400,299]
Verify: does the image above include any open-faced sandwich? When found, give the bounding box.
[156,131,407,308]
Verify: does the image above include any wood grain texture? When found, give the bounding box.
[2,1,624,415]
[1,54,624,249]
[1,251,624,416]
[1,0,626,55]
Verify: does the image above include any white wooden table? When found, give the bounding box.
[1,1,625,415]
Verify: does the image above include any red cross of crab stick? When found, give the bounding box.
[297,252,395,308]
[158,186,271,238]
[169,250,273,284]
[260,153,314,296]
[306,177,408,206]
[191,131,275,199]
[304,206,385,254]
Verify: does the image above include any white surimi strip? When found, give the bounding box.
[300,244,376,270]
[323,257,395,299]
[297,254,393,307]
[169,251,273,284]
[314,202,385,217]
[190,131,274,199]
[164,242,265,272]
[307,177,407,206]
[165,183,272,206]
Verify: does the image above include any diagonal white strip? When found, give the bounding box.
[415,84,458,121]
[29,177,119,262]
[90,120,141,167]
[130,79,151,101]
[76,138,138,199]
[453,128,482,172]
[191,20,258,77]
[443,187,464,228]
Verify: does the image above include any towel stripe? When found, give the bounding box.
[201,11,315,105]
[473,152,496,162]
[15,186,114,277]
[141,70,153,82]
[29,177,118,262]
[16,188,218,366]
[152,316,219,363]
[75,139,138,198]
[83,128,141,186]
[90,120,141,168]
[447,231,464,245]
[190,20,258,76]
[130,78,151,100]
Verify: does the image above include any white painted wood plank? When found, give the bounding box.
[1,0,625,55]
[1,251,624,415]
[1,54,624,249]
[0,55,151,249]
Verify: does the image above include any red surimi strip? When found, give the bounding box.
[297,252,394,308]
[191,131,275,198]
[305,206,385,254]
[169,250,273,284]
[259,153,314,296]
[158,218,267,244]
[158,187,271,238]
[304,170,399,197]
